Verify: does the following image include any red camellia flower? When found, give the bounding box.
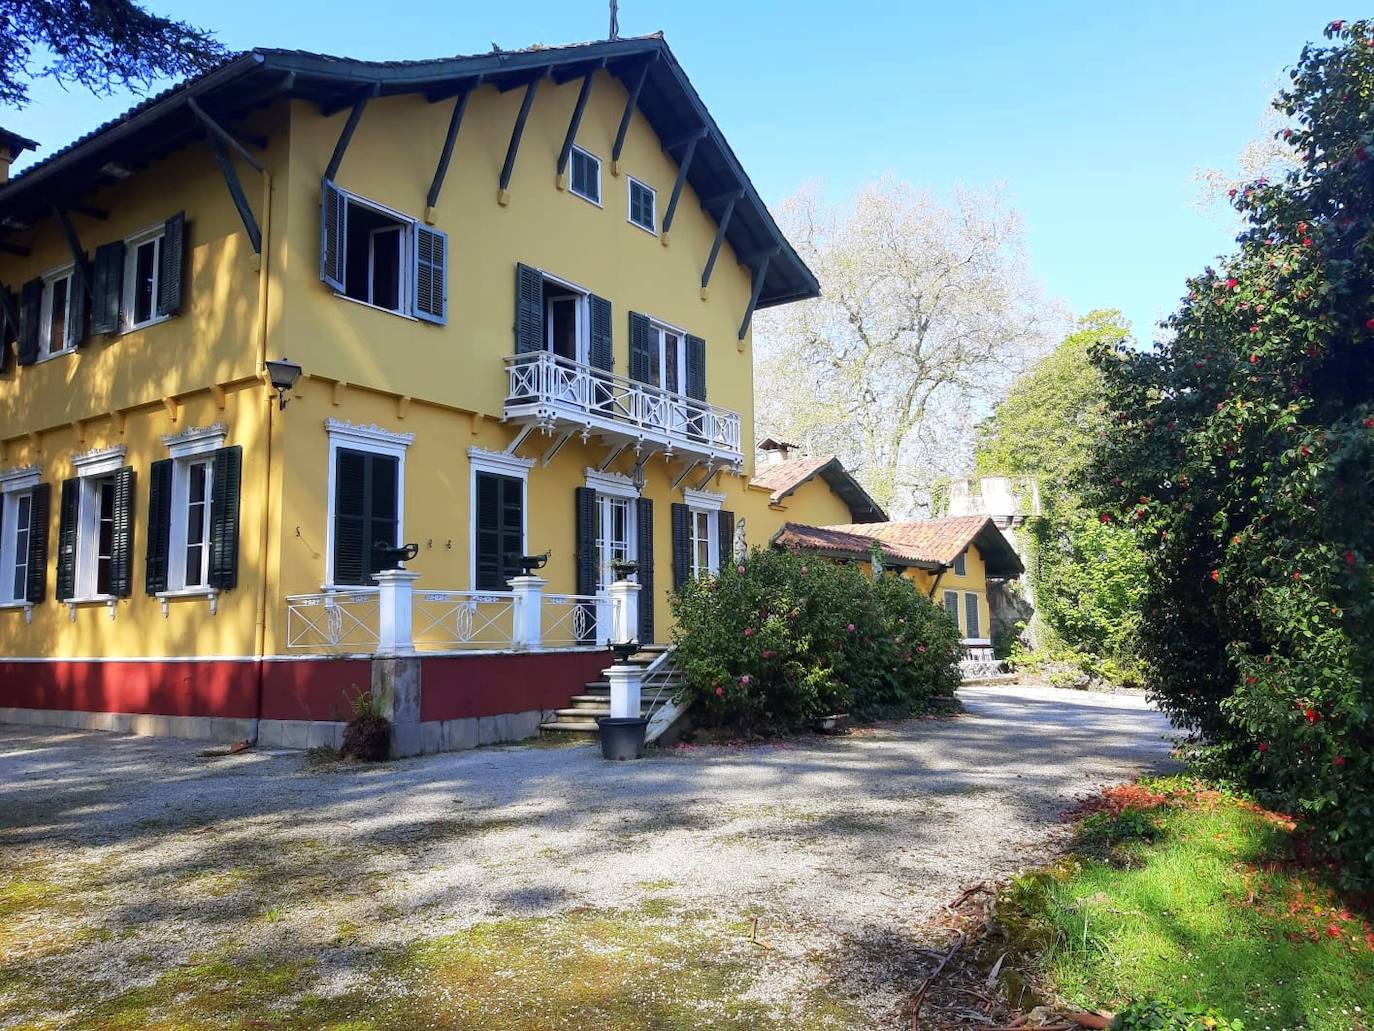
[1331,19,1344,31]
[736,564,745,575]
[1258,742,1269,753]
[1303,237,1313,247]
[1305,707,1321,724]
[1250,325,1259,334]
[1228,188,1237,199]
[1100,512,1111,523]
[1346,550,1358,568]
[1335,755,1347,768]
[1226,277,1238,289]
[1300,444,1311,457]
[761,649,774,660]
[1250,354,1260,363]
[1364,418,1374,429]
[846,623,856,633]
[743,627,753,637]
[1246,676,1257,684]
[1283,128,1294,139]
[739,674,751,686]
[917,645,927,654]
[1366,317,1374,331]
[1210,569,1221,582]
[1293,571,1303,582]
[715,685,724,698]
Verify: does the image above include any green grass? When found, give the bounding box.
[1002,780,1374,1029]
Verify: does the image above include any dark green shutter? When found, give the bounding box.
[942,590,960,627]
[209,445,243,589]
[685,334,706,400]
[333,449,399,586]
[0,284,15,373]
[156,211,186,317]
[91,240,126,334]
[320,179,347,291]
[55,477,79,601]
[145,459,173,594]
[589,295,612,371]
[718,509,735,570]
[24,483,49,604]
[628,312,652,383]
[16,278,41,366]
[964,593,981,638]
[69,261,90,347]
[412,224,447,324]
[475,471,524,591]
[110,466,134,597]
[670,502,691,590]
[574,486,597,595]
[635,497,654,643]
[515,263,544,354]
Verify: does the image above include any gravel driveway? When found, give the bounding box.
[0,683,1175,1029]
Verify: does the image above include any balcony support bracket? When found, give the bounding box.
[671,459,701,492]
[541,430,574,466]
[598,443,629,472]
[505,423,536,457]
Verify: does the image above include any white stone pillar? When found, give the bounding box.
[607,578,641,644]
[604,662,643,719]
[508,575,547,650]
[373,569,421,655]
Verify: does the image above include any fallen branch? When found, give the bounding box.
[909,930,966,1030]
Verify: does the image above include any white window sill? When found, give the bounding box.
[321,583,380,594]
[335,293,419,322]
[122,314,171,335]
[157,587,219,616]
[65,595,118,621]
[571,191,603,208]
[32,347,76,365]
[629,218,657,237]
[0,600,34,623]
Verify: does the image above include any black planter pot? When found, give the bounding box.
[598,716,648,760]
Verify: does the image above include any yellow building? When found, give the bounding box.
[0,35,854,750]
[771,514,1025,656]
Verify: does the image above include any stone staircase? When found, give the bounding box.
[539,644,678,740]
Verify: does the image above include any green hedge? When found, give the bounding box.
[669,548,963,734]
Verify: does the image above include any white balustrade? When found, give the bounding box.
[504,351,743,461]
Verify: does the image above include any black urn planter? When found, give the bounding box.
[598,716,648,760]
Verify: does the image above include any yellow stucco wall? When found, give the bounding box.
[904,544,991,641]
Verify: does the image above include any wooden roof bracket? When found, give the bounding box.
[610,58,653,175]
[499,74,544,205]
[324,83,380,182]
[556,62,604,186]
[53,207,92,300]
[425,81,478,223]
[700,189,743,299]
[660,127,707,245]
[189,97,265,254]
[738,248,779,341]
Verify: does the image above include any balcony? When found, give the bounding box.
[504,352,743,466]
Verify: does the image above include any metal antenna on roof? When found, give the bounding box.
[609,0,620,39]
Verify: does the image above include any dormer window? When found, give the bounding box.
[570,146,601,205]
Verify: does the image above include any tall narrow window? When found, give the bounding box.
[332,448,400,587]
[689,509,715,579]
[964,592,981,639]
[628,178,656,232]
[542,278,586,363]
[595,495,634,589]
[952,551,967,576]
[570,146,601,205]
[5,492,31,602]
[93,476,116,596]
[127,231,163,328]
[942,589,960,630]
[182,460,212,588]
[40,269,74,357]
[366,224,403,310]
[646,322,686,394]
[474,471,524,591]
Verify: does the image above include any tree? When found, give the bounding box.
[1091,20,1374,884]
[0,0,226,109]
[755,177,1055,515]
[975,311,1147,683]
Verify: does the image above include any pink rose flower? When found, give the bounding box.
[917,645,927,654]
[846,623,856,633]
[744,627,754,637]
[740,674,751,686]
[715,686,724,698]
[737,564,745,574]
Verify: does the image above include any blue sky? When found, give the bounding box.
[5,0,1324,341]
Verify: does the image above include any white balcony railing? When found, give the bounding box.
[284,575,627,656]
[504,351,743,463]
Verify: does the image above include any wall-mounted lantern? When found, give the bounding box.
[265,357,303,411]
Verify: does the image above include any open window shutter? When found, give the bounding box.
[635,497,654,643]
[685,334,706,401]
[964,593,981,639]
[670,502,691,590]
[156,211,186,317]
[0,284,16,373]
[320,179,348,292]
[55,478,79,601]
[574,486,597,596]
[514,263,544,353]
[498,474,524,588]
[942,590,960,627]
[24,483,49,604]
[718,509,735,570]
[589,295,612,372]
[111,466,135,597]
[70,261,91,347]
[209,445,243,590]
[145,459,173,594]
[17,278,41,366]
[91,241,125,335]
[412,224,447,324]
[629,312,652,384]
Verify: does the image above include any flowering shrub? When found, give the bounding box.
[1090,21,1374,885]
[669,547,962,734]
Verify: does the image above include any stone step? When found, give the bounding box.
[539,719,601,736]
[553,703,655,719]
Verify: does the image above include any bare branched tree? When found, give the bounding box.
[755,176,1058,516]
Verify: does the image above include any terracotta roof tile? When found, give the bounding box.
[774,515,1025,578]
[822,516,993,566]
[749,455,835,501]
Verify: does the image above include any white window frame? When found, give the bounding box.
[468,447,534,592]
[586,469,639,590]
[648,317,688,394]
[336,190,416,320]
[324,420,414,591]
[37,265,76,360]
[627,176,656,234]
[569,145,602,206]
[123,223,167,333]
[683,487,723,580]
[69,445,127,603]
[0,464,40,612]
[158,424,228,599]
[542,271,591,366]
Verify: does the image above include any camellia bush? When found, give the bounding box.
[669,547,963,735]
[1090,21,1374,884]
